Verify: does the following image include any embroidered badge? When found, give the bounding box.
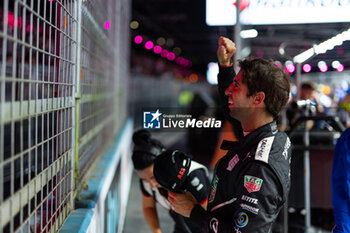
[241,195,258,204]
[240,203,259,215]
[282,137,291,160]
[209,175,219,203]
[255,136,275,163]
[227,154,240,171]
[234,212,248,228]
[244,175,263,193]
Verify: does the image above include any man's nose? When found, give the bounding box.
[225,84,233,96]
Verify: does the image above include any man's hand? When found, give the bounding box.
[168,191,197,218]
[217,36,236,66]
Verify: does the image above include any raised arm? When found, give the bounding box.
[217,36,243,139]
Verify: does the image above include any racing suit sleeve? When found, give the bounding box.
[186,168,210,205]
[140,179,152,197]
[217,65,243,140]
[190,161,284,232]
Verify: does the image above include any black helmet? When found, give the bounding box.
[153,150,192,193]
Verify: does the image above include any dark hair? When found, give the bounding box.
[239,57,290,119]
[131,129,165,170]
[301,82,316,91]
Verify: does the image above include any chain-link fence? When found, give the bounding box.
[0,0,129,232]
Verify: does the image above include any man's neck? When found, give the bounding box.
[240,112,274,132]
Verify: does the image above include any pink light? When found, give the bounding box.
[176,57,184,65]
[303,64,312,73]
[161,49,169,58]
[8,12,14,26]
[285,64,295,73]
[104,21,111,30]
[153,45,162,54]
[319,64,328,72]
[167,52,176,61]
[134,35,143,44]
[337,64,344,72]
[274,61,282,68]
[26,24,32,32]
[185,61,192,68]
[145,41,154,50]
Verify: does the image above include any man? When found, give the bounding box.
[168,36,291,232]
[332,93,350,233]
[286,82,324,127]
[132,130,209,233]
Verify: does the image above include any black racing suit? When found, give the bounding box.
[189,65,291,232]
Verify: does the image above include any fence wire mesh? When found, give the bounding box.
[0,0,129,232]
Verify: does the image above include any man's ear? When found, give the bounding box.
[253,92,265,105]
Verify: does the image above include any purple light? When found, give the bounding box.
[285,64,295,73]
[319,64,328,72]
[153,45,162,54]
[337,47,344,55]
[134,35,143,44]
[161,49,169,58]
[176,57,184,65]
[303,64,312,73]
[185,60,192,68]
[256,49,264,58]
[145,41,154,50]
[337,64,344,72]
[167,52,176,61]
[104,21,111,30]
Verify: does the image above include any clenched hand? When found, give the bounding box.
[217,36,236,67]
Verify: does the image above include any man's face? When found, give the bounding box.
[224,70,252,120]
[136,164,162,188]
[300,88,313,100]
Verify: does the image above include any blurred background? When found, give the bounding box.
[1,0,350,232]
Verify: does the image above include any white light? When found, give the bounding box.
[279,47,285,55]
[318,61,326,67]
[206,62,219,85]
[285,60,293,66]
[332,60,340,69]
[275,61,282,68]
[206,0,350,26]
[241,47,251,57]
[293,28,350,63]
[240,29,258,39]
[293,48,314,63]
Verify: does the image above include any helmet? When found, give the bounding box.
[153,150,192,193]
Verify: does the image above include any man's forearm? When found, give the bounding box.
[143,207,162,233]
